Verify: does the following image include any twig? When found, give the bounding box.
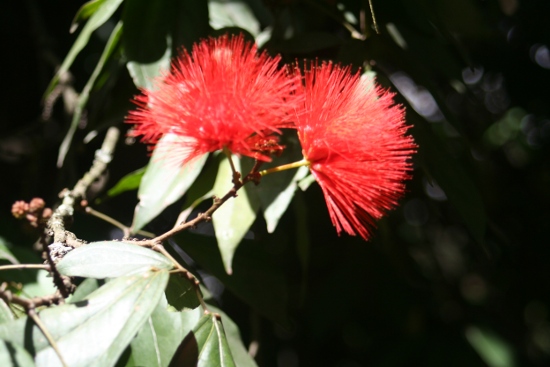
[84,206,155,238]
[367,0,380,34]
[0,264,50,271]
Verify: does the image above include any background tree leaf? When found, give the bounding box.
[44,0,123,98]
[57,241,174,278]
[106,166,146,198]
[57,21,122,167]
[173,232,289,326]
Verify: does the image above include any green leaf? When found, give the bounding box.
[206,304,258,367]
[0,271,169,367]
[57,241,174,278]
[170,314,236,367]
[106,167,146,197]
[57,21,123,167]
[67,278,101,304]
[465,325,516,367]
[122,0,174,63]
[256,131,309,233]
[174,232,289,325]
[0,237,18,265]
[127,52,172,90]
[70,0,107,33]
[21,270,58,298]
[211,156,260,274]
[0,339,35,367]
[208,0,260,36]
[125,295,202,367]
[132,134,208,233]
[165,274,201,311]
[0,299,13,324]
[44,0,123,98]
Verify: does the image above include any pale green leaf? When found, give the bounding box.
[57,241,174,278]
[0,271,169,367]
[208,0,260,36]
[127,43,172,90]
[0,339,35,367]
[132,133,208,233]
[0,300,13,324]
[212,156,260,274]
[125,295,202,367]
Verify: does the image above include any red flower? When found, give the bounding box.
[126,34,300,164]
[295,63,416,240]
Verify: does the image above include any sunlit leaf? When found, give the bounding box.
[106,167,146,198]
[0,271,169,367]
[57,241,174,278]
[125,295,202,367]
[170,314,235,367]
[0,339,35,367]
[44,0,123,98]
[209,0,260,36]
[57,21,123,167]
[0,300,13,324]
[211,156,260,274]
[132,134,208,233]
[67,278,101,304]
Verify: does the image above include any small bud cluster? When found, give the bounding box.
[11,198,53,228]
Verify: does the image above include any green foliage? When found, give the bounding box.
[3,0,550,366]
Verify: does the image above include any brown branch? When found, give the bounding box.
[45,127,120,297]
[0,264,50,271]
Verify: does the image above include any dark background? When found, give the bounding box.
[2,0,550,366]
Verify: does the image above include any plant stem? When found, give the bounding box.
[0,264,50,271]
[259,159,310,176]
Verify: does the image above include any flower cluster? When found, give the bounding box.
[127,34,416,241]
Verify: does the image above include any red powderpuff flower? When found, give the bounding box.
[294,62,416,240]
[126,34,300,164]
